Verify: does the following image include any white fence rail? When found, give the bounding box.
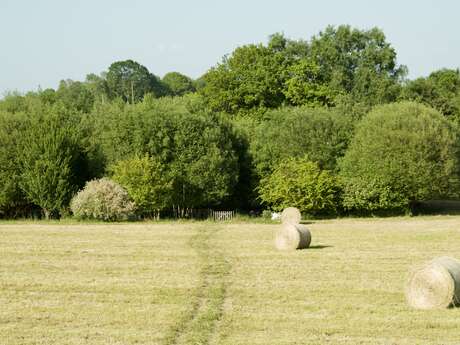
[209,210,235,221]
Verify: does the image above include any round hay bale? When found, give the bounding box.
[280,207,301,225]
[406,256,460,309]
[275,224,311,250]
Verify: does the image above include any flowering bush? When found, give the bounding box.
[70,178,136,221]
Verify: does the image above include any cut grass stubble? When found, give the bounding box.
[2,217,460,345]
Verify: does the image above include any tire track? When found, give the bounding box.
[163,225,230,345]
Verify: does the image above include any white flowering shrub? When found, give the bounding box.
[70,178,136,221]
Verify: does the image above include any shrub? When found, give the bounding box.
[70,178,136,221]
[339,101,460,213]
[258,157,341,216]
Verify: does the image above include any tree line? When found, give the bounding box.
[1,25,460,219]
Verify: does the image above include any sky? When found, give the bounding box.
[1,0,459,95]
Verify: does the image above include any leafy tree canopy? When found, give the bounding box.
[56,79,94,113]
[106,59,164,103]
[162,72,196,96]
[401,68,460,120]
[339,101,460,213]
[258,157,341,216]
[200,43,288,115]
[18,108,94,218]
[200,25,406,116]
[251,106,355,178]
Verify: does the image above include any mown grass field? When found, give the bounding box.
[1,217,460,345]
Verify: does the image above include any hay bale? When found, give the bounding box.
[406,256,460,309]
[275,224,311,250]
[280,207,301,225]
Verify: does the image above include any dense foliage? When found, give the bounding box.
[401,69,460,121]
[259,158,341,215]
[162,72,196,96]
[0,105,97,219]
[0,112,26,217]
[111,155,172,217]
[91,97,240,212]
[340,102,460,213]
[250,106,355,178]
[106,60,165,102]
[200,25,406,116]
[1,25,459,219]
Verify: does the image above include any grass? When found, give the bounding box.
[1,216,460,344]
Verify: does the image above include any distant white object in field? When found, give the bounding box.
[271,212,281,220]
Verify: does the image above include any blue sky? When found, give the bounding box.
[1,0,459,95]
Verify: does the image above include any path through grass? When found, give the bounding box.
[163,225,230,345]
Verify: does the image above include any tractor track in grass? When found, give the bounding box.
[163,224,230,345]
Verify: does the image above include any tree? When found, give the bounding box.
[283,59,335,107]
[258,157,340,216]
[200,26,406,116]
[92,97,241,211]
[0,112,27,216]
[0,91,27,113]
[339,101,460,213]
[56,79,94,113]
[308,25,406,105]
[200,43,288,114]
[251,106,354,178]
[401,69,460,120]
[111,155,172,217]
[85,73,110,104]
[18,110,92,219]
[162,72,196,96]
[168,112,239,210]
[106,60,164,103]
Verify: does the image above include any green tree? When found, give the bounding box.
[0,91,28,113]
[200,26,406,115]
[259,157,340,216]
[339,101,460,213]
[111,155,172,217]
[85,73,110,104]
[56,79,94,113]
[308,25,406,105]
[251,106,354,178]
[106,60,164,103]
[18,110,92,219]
[91,97,240,210]
[200,43,288,114]
[283,59,335,107]
[0,112,27,216]
[38,88,57,105]
[401,69,460,120]
[168,113,239,210]
[162,72,196,96]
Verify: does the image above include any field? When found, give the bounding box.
[1,217,460,345]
